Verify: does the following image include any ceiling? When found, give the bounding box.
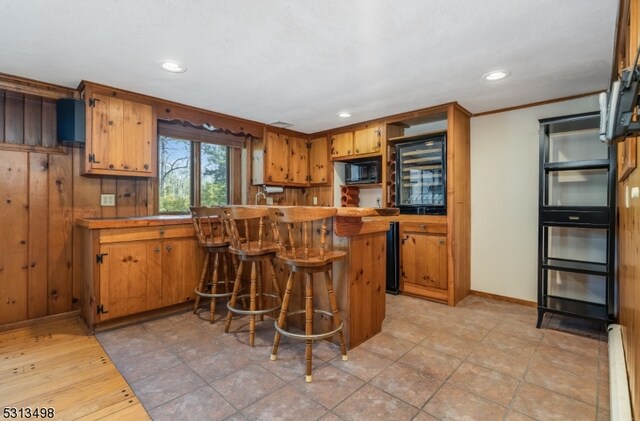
[0,0,620,133]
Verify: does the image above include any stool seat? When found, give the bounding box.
[277,249,346,267]
[229,240,279,257]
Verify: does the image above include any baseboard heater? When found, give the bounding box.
[608,324,633,421]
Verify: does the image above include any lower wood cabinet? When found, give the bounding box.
[80,220,203,328]
[399,221,449,302]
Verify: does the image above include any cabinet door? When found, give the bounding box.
[265,131,289,183]
[330,132,353,159]
[98,242,156,320]
[89,94,154,175]
[288,136,309,185]
[309,136,329,185]
[353,126,381,155]
[400,223,448,300]
[161,238,202,307]
[90,93,124,172]
[122,99,153,173]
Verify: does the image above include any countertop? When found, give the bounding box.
[77,207,400,230]
[77,215,192,229]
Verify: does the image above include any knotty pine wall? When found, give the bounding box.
[0,87,153,324]
[0,147,153,325]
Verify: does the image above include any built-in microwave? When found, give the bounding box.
[345,159,381,184]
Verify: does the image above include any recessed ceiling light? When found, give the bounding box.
[338,112,352,118]
[482,70,509,81]
[159,60,187,73]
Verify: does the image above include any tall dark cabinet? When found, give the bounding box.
[537,112,616,328]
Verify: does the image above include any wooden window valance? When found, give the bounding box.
[158,120,253,149]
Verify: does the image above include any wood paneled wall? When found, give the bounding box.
[617,1,640,418]
[0,90,58,148]
[0,83,152,325]
[0,146,152,325]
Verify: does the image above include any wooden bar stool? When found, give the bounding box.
[190,206,235,323]
[268,206,348,383]
[223,206,283,347]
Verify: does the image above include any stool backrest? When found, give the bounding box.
[223,206,271,251]
[190,206,228,246]
[268,206,337,261]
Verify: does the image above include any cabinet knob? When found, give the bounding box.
[159,230,165,235]
[439,239,445,246]
[109,164,114,169]
[166,245,172,252]
[420,224,426,229]
[143,164,149,170]
[154,247,161,253]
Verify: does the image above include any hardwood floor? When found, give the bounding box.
[0,316,148,420]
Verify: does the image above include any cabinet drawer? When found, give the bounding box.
[99,225,195,244]
[541,209,609,227]
[400,222,447,235]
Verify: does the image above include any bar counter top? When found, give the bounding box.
[77,206,399,231]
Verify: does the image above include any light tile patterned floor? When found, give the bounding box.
[96,294,609,421]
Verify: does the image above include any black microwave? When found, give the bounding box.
[345,159,381,184]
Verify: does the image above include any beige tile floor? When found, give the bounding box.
[96,294,609,421]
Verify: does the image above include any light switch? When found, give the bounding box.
[313,196,318,205]
[101,194,116,207]
[631,186,639,199]
[266,197,274,206]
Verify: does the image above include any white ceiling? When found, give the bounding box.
[0,0,619,133]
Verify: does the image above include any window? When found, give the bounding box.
[158,135,229,213]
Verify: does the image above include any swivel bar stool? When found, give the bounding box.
[223,206,283,347]
[190,206,235,323]
[268,206,348,383]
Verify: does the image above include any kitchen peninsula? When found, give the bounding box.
[78,206,398,349]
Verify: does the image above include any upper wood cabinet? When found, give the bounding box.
[288,135,309,185]
[81,86,156,177]
[353,125,382,155]
[309,136,329,185]
[331,124,381,160]
[252,130,329,187]
[330,132,353,159]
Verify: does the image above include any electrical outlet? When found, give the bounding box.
[100,194,116,207]
[313,196,318,205]
[266,197,274,206]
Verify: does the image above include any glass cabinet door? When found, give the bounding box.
[396,136,445,210]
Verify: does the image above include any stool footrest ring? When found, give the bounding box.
[227,293,281,316]
[195,289,233,299]
[274,309,344,341]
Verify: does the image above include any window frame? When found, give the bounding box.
[157,134,232,214]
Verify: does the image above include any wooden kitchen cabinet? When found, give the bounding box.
[98,241,161,319]
[79,218,203,328]
[330,132,353,159]
[80,83,156,177]
[309,136,329,185]
[288,135,309,185]
[353,125,381,155]
[330,125,381,160]
[252,130,330,187]
[399,221,449,302]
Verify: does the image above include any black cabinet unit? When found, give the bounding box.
[537,112,616,328]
